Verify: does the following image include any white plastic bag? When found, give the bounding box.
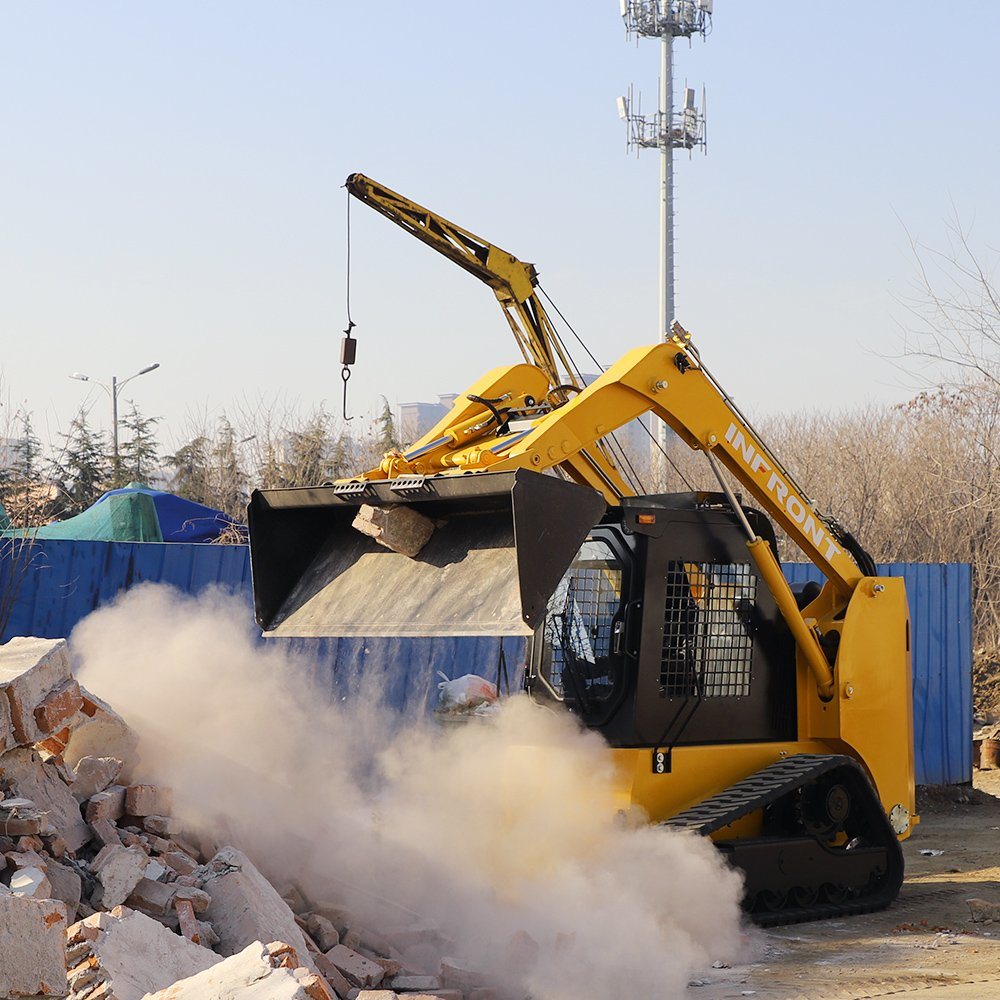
[436,672,498,711]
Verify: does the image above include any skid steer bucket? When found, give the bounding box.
[248,470,606,638]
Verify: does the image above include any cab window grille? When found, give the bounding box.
[661,561,755,698]
[541,541,623,703]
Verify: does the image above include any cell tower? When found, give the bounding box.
[618,0,711,458]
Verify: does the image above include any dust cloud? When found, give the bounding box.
[70,584,746,999]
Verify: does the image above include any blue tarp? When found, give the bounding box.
[94,483,245,543]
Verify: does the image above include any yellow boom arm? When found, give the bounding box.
[360,330,863,598]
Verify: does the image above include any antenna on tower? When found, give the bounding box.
[617,1,712,462]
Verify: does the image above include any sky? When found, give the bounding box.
[2,1,999,451]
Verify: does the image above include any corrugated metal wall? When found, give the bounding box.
[785,562,973,786]
[0,538,525,722]
[0,541,971,784]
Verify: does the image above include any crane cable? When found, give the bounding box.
[340,186,358,421]
[538,284,696,493]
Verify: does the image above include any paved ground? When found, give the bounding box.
[694,771,1000,998]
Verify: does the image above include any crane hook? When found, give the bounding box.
[341,320,357,421]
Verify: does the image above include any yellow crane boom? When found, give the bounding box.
[345,172,634,499]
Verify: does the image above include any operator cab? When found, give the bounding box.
[526,491,797,750]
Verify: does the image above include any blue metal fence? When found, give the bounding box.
[0,540,972,784]
[785,562,973,786]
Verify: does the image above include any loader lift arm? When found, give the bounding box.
[351,324,872,700]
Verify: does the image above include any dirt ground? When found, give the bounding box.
[696,770,1000,999]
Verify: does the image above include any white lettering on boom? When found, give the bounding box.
[723,422,841,561]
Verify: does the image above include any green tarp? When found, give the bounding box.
[0,491,162,542]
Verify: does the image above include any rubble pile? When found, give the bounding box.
[0,637,504,1000]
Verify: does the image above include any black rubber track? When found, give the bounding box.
[661,754,905,926]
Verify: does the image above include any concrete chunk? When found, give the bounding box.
[0,637,72,746]
[352,504,435,557]
[388,976,441,992]
[143,940,323,999]
[45,857,82,918]
[202,847,317,973]
[93,845,148,909]
[0,894,68,998]
[72,756,124,803]
[62,687,140,780]
[0,690,13,754]
[74,906,221,1000]
[0,748,91,851]
[9,865,52,899]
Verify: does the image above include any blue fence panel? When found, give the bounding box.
[785,562,973,786]
[0,540,971,784]
[0,539,253,640]
[0,539,523,721]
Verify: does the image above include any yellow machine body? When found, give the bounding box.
[248,173,917,923]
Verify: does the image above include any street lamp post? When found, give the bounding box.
[69,363,160,477]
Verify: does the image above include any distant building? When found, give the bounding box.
[399,394,459,445]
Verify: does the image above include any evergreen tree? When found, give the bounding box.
[166,435,210,503]
[209,417,247,516]
[118,402,160,486]
[11,411,42,483]
[375,397,399,453]
[329,431,353,480]
[53,410,111,513]
[285,411,333,486]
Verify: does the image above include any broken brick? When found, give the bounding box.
[143,814,182,837]
[90,818,122,848]
[126,876,177,916]
[175,897,202,944]
[33,678,83,735]
[162,850,198,876]
[125,784,173,817]
[324,944,385,988]
[85,785,127,824]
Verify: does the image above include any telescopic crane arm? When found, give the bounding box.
[345,172,633,499]
[346,173,573,391]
